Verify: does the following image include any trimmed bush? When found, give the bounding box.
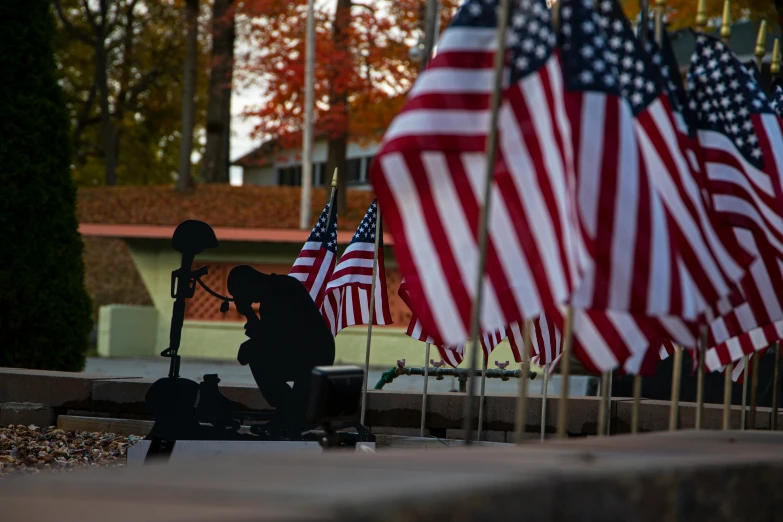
[0,1,93,370]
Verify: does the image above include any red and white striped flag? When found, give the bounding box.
[289,191,338,308]
[321,199,393,336]
[399,279,504,368]
[371,0,583,347]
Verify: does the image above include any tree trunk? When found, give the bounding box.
[326,0,351,213]
[178,0,199,192]
[96,45,117,185]
[200,0,235,183]
[325,137,348,211]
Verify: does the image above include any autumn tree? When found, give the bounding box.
[54,0,209,187]
[237,0,459,212]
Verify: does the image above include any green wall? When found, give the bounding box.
[98,238,521,368]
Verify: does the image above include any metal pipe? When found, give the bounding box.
[420,342,431,437]
[299,0,315,230]
[462,0,511,446]
[374,365,537,389]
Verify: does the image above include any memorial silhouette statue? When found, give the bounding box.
[227,265,336,438]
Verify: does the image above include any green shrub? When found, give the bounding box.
[0,0,93,371]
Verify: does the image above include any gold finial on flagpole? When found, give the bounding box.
[331,168,338,188]
[720,0,731,44]
[654,0,666,44]
[772,38,781,77]
[755,20,768,71]
[695,0,707,33]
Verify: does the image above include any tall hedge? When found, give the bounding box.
[0,1,93,371]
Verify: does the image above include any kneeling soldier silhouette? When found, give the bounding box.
[227,265,336,438]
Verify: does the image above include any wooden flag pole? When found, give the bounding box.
[773,342,781,430]
[541,362,550,441]
[747,21,768,431]
[557,307,574,439]
[477,351,488,441]
[668,346,683,431]
[771,41,781,432]
[598,372,609,437]
[359,201,382,426]
[741,354,749,430]
[631,374,642,434]
[695,327,707,430]
[514,320,532,444]
[462,0,511,446]
[420,342,431,437]
[723,361,733,430]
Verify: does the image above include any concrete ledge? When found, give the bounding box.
[3,367,783,437]
[0,402,55,427]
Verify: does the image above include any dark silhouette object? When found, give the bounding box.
[144,220,372,457]
[196,374,242,431]
[160,220,219,377]
[227,265,336,438]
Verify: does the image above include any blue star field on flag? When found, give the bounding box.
[560,0,664,115]
[770,79,783,119]
[308,199,338,252]
[687,33,775,170]
[350,199,381,245]
[453,0,556,82]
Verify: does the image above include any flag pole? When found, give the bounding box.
[477,350,488,441]
[748,21,768,431]
[695,326,706,430]
[359,199,381,427]
[514,320,532,444]
[668,345,683,431]
[631,374,642,434]
[723,361,733,430]
[557,306,573,439]
[540,362,549,441]
[420,342,431,437]
[299,0,316,230]
[772,41,781,432]
[773,342,781,430]
[597,372,609,436]
[741,354,749,430]
[461,0,511,446]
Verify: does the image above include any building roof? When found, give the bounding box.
[77,185,380,233]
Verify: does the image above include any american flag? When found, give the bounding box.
[687,34,783,258]
[563,0,746,320]
[770,79,783,118]
[371,0,583,346]
[289,192,338,308]
[398,278,504,368]
[321,199,393,336]
[687,35,783,369]
[507,316,561,366]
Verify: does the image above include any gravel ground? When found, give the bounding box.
[0,425,141,478]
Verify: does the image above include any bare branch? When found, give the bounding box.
[53,0,95,45]
[80,0,100,33]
